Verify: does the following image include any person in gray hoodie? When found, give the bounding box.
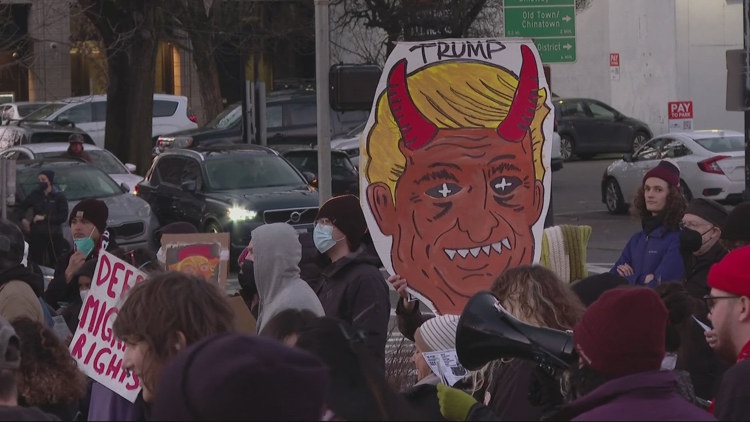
[252,223,325,334]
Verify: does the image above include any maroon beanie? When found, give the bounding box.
[69,199,108,234]
[574,287,667,378]
[315,194,368,249]
[708,245,750,296]
[643,160,680,187]
[152,332,330,420]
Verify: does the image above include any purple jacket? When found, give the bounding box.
[611,224,684,287]
[557,370,715,421]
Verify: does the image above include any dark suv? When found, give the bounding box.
[278,146,359,197]
[0,121,95,151]
[136,145,319,260]
[153,91,369,154]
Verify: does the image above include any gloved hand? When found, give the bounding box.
[436,382,478,421]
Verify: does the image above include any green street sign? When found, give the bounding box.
[533,37,576,62]
[504,6,575,38]
[503,0,576,63]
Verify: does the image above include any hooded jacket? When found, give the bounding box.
[0,264,45,323]
[252,223,324,333]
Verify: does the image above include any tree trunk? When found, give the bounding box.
[187,31,223,124]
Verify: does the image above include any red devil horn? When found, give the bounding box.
[386,59,438,150]
[496,45,540,142]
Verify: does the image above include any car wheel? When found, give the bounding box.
[560,135,574,161]
[681,179,693,201]
[632,131,649,153]
[605,178,628,214]
[204,220,223,233]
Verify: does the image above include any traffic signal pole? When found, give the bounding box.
[315,0,332,204]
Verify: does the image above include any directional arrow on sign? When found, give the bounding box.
[562,15,572,22]
[563,43,573,50]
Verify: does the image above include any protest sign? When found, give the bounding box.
[69,251,147,402]
[161,232,230,290]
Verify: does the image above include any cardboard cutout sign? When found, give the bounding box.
[361,39,553,315]
[162,232,230,290]
[69,251,147,402]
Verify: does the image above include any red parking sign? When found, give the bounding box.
[609,53,620,67]
[668,101,693,119]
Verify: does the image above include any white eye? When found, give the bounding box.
[426,182,462,199]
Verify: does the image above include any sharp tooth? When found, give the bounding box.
[501,238,511,249]
[445,249,457,260]
[457,249,469,258]
[482,245,491,255]
[470,247,480,257]
[491,242,503,254]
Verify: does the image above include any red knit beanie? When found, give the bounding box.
[643,160,680,187]
[574,287,667,378]
[315,194,368,249]
[708,245,750,296]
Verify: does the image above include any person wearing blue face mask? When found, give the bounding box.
[44,199,121,311]
[13,170,68,267]
[313,194,390,373]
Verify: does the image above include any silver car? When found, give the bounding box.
[11,160,157,251]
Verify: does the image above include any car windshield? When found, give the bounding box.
[284,151,357,177]
[206,103,242,129]
[18,103,48,117]
[23,103,67,121]
[341,121,367,138]
[694,136,744,153]
[37,150,128,174]
[18,165,122,201]
[205,154,306,190]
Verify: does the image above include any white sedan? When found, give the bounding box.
[601,130,744,214]
[0,142,143,194]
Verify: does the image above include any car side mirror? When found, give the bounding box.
[125,163,136,173]
[614,113,625,121]
[623,153,633,162]
[120,182,130,193]
[302,171,318,188]
[181,180,197,192]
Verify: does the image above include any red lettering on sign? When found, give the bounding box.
[610,53,620,67]
[668,101,693,119]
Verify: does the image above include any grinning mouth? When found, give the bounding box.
[444,237,511,260]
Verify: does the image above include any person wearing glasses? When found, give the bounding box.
[611,160,687,287]
[679,199,729,300]
[704,246,750,420]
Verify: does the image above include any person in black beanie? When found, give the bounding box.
[720,202,750,251]
[44,199,120,310]
[679,198,728,300]
[313,194,390,373]
[14,170,68,267]
[152,332,331,421]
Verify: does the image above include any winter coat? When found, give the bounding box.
[402,374,445,421]
[682,242,727,300]
[14,188,68,231]
[44,229,119,310]
[611,224,684,287]
[87,381,149,422]
[483,359,543,421]
[556,370,715,421]
[0,405,60,420]
[316,244,390,372]
[252,223,324,333]
[713,343,750,421]
[0,264,45,323]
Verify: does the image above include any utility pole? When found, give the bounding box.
[315,0,332,204]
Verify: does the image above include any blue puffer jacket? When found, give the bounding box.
[610,224,684,287]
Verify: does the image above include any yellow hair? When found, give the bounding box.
[364,60,550,198]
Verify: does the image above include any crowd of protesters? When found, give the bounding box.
[0,165,749,421]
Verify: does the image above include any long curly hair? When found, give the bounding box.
[11,317,87,406]
[631,184,687,231]
[490,265,584,330]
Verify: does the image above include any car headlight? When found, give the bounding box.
[137,203,151,218]
[227,207,257,221]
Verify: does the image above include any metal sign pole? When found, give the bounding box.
[315,0,332,204]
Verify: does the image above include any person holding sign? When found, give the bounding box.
[45,199,121,311]
[313,195,390,374]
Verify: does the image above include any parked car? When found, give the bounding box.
[153,91,369,154]
[0,143,143,194]
[554,98,652,161]
[9,160,158,251]
[22,94,198,148]
[0,121,95,151]
[0,102,49,125]
[601,130,744,214]
[278,146,360,196]
[135,145,319,260]
[550,129,563,172]
[330,121,365,168]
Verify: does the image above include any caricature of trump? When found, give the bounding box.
[364,44,551,315]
